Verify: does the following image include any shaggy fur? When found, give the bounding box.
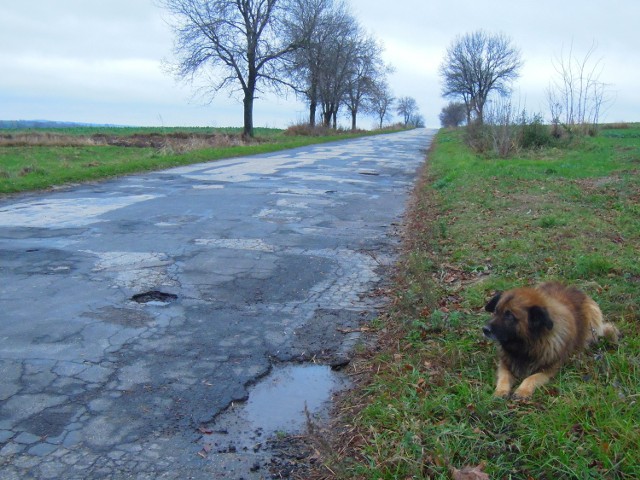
[483,282,619,399]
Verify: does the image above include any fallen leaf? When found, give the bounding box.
[451,463,490,480]
[444,274,458,283]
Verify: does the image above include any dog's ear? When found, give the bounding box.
[528,305,553,333]
[485,292,502,312]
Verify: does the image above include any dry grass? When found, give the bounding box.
[0,132,247,152]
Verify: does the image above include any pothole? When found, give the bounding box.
[200,364,349,452]
[130,290,178,305]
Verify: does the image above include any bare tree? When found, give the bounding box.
[282,0,358,128]
[440,30,522,124]
[343,35,386,130]
[409,113,425,128]
[546,41,611,135]
[283,0,337,126]
[368,80,394,129]
[160,0,298,137]
[396,96,418,126]
[317,13,359,128]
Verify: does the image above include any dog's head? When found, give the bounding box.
[482,289,554,349]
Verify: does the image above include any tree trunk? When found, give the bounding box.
[476,103,484,125]
[243,93,254,138]
[309,100,317,127]
[243,62,256,137]
[322,108,331,127]
[351,109,357,130]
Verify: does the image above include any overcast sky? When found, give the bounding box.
[2,0,639,128]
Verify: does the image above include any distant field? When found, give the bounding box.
[0,126,379,195]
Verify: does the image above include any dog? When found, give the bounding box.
[483,282,619,399]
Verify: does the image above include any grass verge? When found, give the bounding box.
[322,126,640,479]
[0,127,391,196]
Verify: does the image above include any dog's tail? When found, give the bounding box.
[585,298,619,344]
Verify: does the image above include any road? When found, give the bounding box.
[0,128,433,479]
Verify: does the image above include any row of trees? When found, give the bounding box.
[160,0,407,136]
[438,30,610,137]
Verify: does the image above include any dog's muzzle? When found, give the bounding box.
[482,325,496,340]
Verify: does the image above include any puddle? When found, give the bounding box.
[244,364,347,434]
[201,364,349,453]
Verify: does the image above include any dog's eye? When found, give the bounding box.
[504,311,517,322]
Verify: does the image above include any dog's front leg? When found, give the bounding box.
[513,370,554,399]
[494,359,514,397]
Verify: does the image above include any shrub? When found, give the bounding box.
[439,102,467,128]
[464,106,558,157]
[519,113,554,148]
[607,122,630,129]
[284,123,341,137]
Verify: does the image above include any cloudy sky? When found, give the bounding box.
[2,0,639,128]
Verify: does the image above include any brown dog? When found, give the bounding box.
[483,282,619,399]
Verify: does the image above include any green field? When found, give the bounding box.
[0,126,375,195]
[329,125,640,479]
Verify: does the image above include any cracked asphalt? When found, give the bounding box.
[0,128,433,479]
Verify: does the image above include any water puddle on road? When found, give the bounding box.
[201,364,349,454]
[244,363,348,434]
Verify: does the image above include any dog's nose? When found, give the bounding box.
[482,325,492,337]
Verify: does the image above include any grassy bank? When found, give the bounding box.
[331,126,640,479]
[0,127,379,195]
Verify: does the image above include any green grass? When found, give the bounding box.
[333,125,640,479]
[0,127,380,195]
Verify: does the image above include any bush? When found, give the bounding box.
[519,113,554,148]
[283,122,366,137]
[464,107,558,157]
[284,123,335,136]
[439,102,467,128]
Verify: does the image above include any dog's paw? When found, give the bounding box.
[493,388,511,399]
[513,387,533,400]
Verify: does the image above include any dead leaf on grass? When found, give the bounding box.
[451,463,490,480]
